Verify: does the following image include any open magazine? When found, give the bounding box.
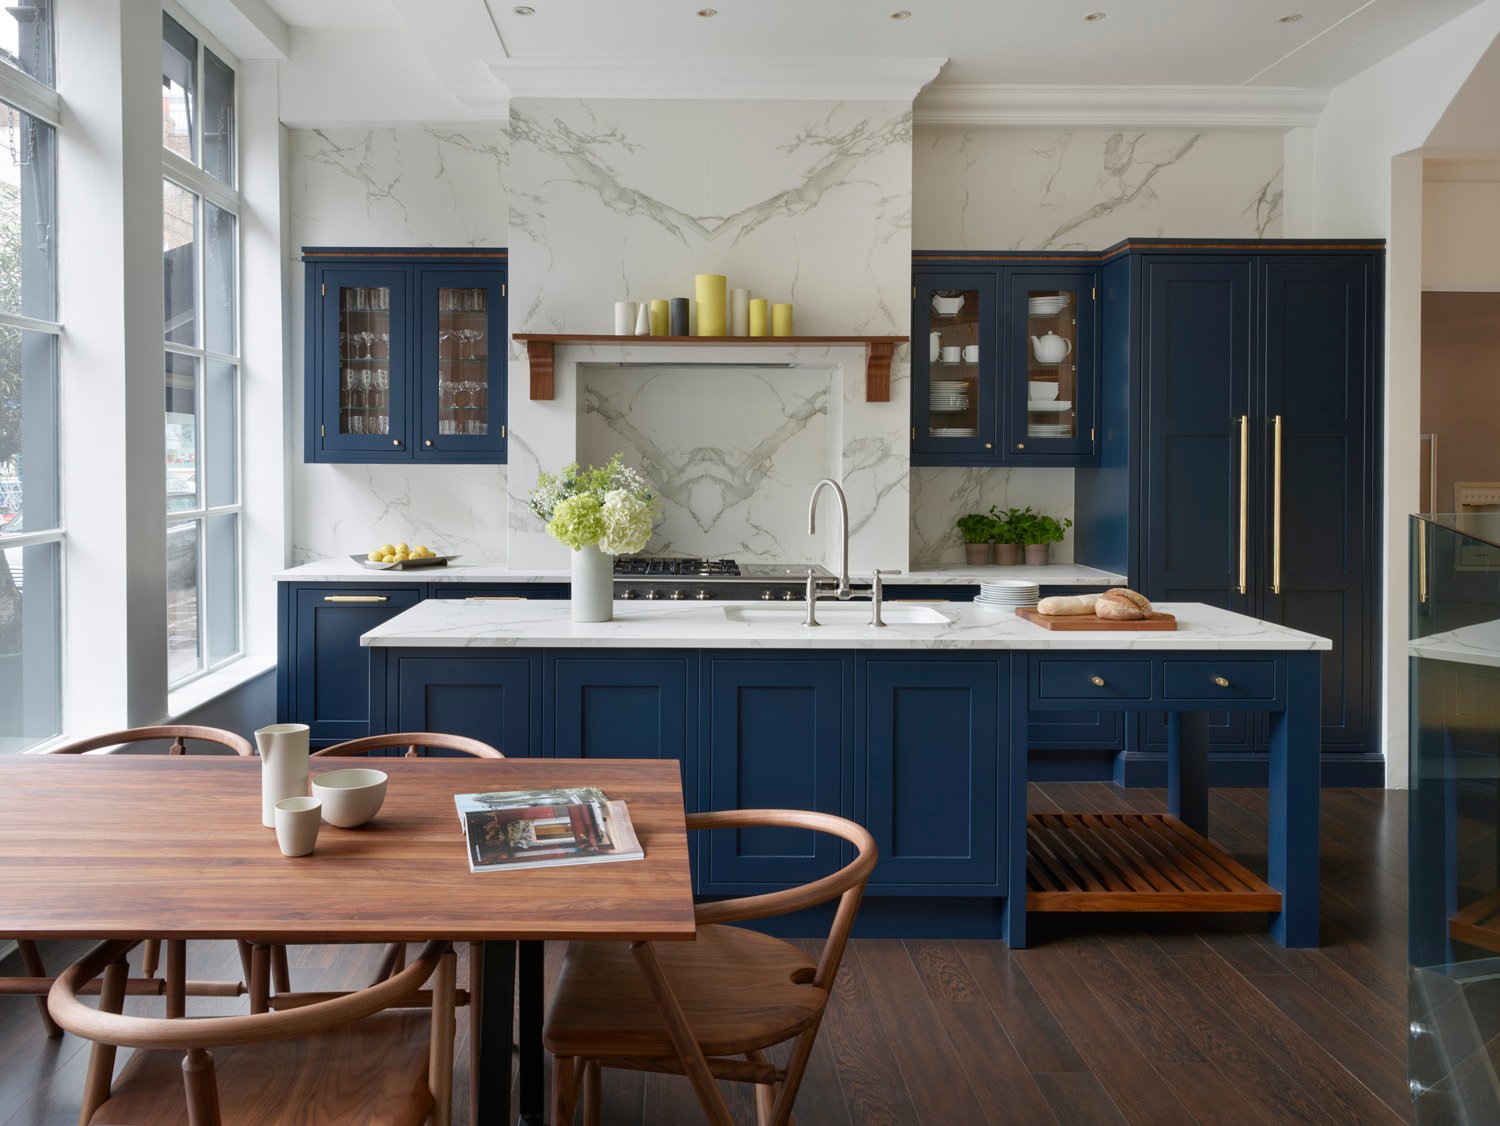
[454,787,644,873]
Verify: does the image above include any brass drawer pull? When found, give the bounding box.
[1213,676,1230,688]
[324,595,389,603]
[465,596,528,601]
[1089,675,1105,687]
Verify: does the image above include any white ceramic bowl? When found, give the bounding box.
[1028,380,1060,402]
[931,294,965,316]
[311,768,388,828]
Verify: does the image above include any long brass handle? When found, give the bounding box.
[465,596,528,601]
[1238,414,1249,595]
[324,595,388,603]
[1272,414,1283,595]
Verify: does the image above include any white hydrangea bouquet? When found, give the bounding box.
[529,454,662,622]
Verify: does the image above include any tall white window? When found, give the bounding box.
[0,0,59,751]
[162,9,240,686]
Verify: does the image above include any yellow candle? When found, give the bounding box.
[771,302,794,337]
[748,298,769,337]
[694,273,727,336]
[649,299,669,336]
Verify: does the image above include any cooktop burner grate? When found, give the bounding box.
[612,557,742,578]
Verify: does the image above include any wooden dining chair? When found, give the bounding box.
[544,809,878,1126]
[3,725,254,1039]
[311,731,504,759]
[48,936,458,1126]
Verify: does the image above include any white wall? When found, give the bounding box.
[1423,168,1500,291]
[287,127,511,564]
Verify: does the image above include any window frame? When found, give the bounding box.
[0,5,61,751]
[161,2,243,690]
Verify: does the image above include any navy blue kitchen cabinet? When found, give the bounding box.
[545,652,695,776]
[1074,240,1384,784]
[277,581,565,748]
[858,655,1004,892]
[386,651,540,758]
[912,255,1099,467]
[698,654,852,894]
[304,248,506,464]
[283,584,421,747]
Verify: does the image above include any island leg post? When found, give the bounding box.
[1268,651,1321,947]
[1167,711,1210,837]
[1004,654,1029,948]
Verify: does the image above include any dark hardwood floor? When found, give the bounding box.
[1,784,1412,1125]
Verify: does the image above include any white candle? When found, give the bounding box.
[730,288,751,337]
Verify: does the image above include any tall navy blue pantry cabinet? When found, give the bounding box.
[1074,240,1384,785]
[304,248,506,464]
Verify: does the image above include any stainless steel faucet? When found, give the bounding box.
[807,478,852,599]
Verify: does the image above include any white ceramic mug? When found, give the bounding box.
[275,796,323,857]
[613,301,638,336]
[941,345,962,364]
[929,331,940,363]
[963,344,979,363]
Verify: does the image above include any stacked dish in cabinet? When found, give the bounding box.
[974,580,1039,612]
[929,380,970,414]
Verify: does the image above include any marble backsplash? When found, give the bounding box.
[912,128,1284,249]
[910,466,1077,566]
[580,364,831,561]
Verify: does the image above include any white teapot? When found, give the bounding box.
[1031,331,1073,365]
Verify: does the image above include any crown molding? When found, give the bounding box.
[913,84,1329,130]
[491,56,947,103]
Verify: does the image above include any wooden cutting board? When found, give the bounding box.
[1015,607,1177,631]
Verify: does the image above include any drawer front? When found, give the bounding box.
[1035,659,1152,702]
[1162,660,1276,702]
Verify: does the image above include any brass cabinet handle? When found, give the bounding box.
[1272,414,1283,595]
[985,442,994,449]
[392,439,401,447]
[324,595,388,603]
[465,596,528,601]
[424,439,433,447]
[1213,676,1230,688]
[1089,675,1105,687]
[1237,414,1249,595]
[1016,442,1024,450]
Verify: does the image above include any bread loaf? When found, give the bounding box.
[1095,588,1152,621]
[1036,594,1099,617]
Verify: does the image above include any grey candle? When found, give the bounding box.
[669,297,689,337]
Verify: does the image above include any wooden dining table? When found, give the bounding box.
[0,754,697,1125]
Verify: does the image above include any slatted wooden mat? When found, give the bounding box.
[1027,812,1282,913]
[1450,890,1500,953]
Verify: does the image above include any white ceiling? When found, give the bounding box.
[264,0,1489,89]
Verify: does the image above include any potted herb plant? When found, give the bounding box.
[990,506,1026,565]
[1017,509,1073,565]
[956,512,997,566]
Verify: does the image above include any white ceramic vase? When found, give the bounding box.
[613,301,638,336]
[255,723,310,829]
[634,303,651,336]
[571,545,614,623]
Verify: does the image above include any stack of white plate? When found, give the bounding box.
[1026,400,1072,413]
[931,427,977,438]
[929,387,971,412]
[975,580,1039,612]
[1028,294,1070,316]
[1028,422,1072,437]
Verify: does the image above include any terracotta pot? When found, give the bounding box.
[1024,543,1050,566]
[993,543,1021,565]
[963,543,991,566]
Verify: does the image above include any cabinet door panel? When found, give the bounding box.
[293,586,420,745]
[417,267,505,461]
[548,654,693,788]
[1259,257,1372,752]
[1006,269,1098,462]
[393,655,537,758]
[913,272,999,462]
[701,657,848,890]
[862,658,1001,889]
[315,267,411,460]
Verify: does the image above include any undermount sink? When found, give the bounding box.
[722,603,952,626]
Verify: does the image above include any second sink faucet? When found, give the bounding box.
[807,478,852,599]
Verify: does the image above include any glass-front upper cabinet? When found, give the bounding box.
[912,272,998,462]
[1004,270,1097,462]
[305,249,506,464]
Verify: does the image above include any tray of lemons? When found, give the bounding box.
[351,543,457,570]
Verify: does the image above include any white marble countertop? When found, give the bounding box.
[361,598,1331,652]
[273,559,1125,586]
[1409,619,1500,669]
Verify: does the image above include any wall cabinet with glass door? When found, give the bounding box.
[303,248,506,464]
[912,259,1098,467]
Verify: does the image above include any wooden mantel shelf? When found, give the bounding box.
[512,333,907,402]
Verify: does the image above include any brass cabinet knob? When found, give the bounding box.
[392,439,400,447]
[1089,675,1105,687]
[424,439,433,447]
[1016,443,1025,450]
[1213,676,1230,688]
[984,442,993,449]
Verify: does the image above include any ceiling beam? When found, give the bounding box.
[914,84,1329,131]
[174,0,289,61]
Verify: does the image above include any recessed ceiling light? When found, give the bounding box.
[890,9,912,19]
[696,7,717,15]
[512,4,534,13]
[1278,12,1302,22]
[1083,11,1107,21]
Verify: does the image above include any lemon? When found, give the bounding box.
[395,542,410,554]
[367,550,383,562]
[414,545,431,557]
[378,543,395,556]
[381,553,397,564]
[393,553,409,562]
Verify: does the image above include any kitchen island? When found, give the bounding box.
[362,598,1329,947]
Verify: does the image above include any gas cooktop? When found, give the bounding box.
[612,557,831,581]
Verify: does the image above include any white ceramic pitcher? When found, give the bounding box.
[256,723,311,828]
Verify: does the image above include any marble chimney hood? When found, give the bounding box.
[513,333,906,402]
